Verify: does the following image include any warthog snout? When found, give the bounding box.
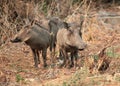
[78,42,87,50]
[10,37,22,43]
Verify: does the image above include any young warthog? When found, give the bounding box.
[57,25,87,68]
[11,21,51,68]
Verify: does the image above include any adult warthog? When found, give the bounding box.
[57,24,87,68]
[11,21,51,68]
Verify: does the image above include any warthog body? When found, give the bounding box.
[57,25,86,68]
[48,17,69,56]
[11,22,51,68]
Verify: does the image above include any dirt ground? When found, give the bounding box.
[0,27,120,86]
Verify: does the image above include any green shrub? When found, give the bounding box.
[16,74,24,82]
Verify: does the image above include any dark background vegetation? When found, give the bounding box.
[0,0,120,46]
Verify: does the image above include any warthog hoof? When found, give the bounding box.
[34,64,38,68]
[44,64,47,68]
[68,64,74,69]
[59,63,65,68]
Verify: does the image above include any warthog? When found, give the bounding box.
[57,24,87,68]
[48,17,69,57]
[11,21,51,68]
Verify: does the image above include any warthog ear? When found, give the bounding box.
[63,22,70,29]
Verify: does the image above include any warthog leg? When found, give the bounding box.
[31,48,39,68]
[36,50,40,64]
[69,51,78,68]
[59,49,69,68]
[42,49,47,67]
